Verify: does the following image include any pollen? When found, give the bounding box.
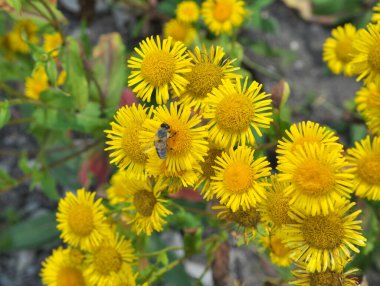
[186,63,224,99]
[294,160,335,195]
[93,246,122,275]
[302,214,344,249]
[213,1,232,22]
[133,190,157,217]
[57,267,86,286]
[310,270,343,286]
[122,124,148,164]
[215,94,255,132]
[266,191,293,226]
[357,153,380,184]
[167,121,193,156]
[141,51,176,87]
[224,162,254,193]
[369,45,380,72]
[68,205,94,236]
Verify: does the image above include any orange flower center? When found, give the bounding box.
[224,161,254,193]
[213,1,233,22]
[368,44,380,72]
[357,153,380,185]
[141,51,176,86]
[93,246,122,275]
[310,270,344,286]
[133,190,157,217]
[68,205,94,236]
[57,267,86,286]
[335,38,353,63]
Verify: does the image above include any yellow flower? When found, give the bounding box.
[204,77,273,148]
[282,201,366,273]
[56,188,111,251]
[105,104,152,179]
[201,0,246,35]
[12,20,39,54]
[291,262,359,286]
[347,136,380,200]
[195,145,224,199]
[277,121,343,163]
[355,82,380,135]
[179,45,240,112]
[164,19,196,45]
[372,3,380,23]
[262,230,292,267]
[259,175,294,230]
[106,170,130,205]
[25,65,49,100]
[40,247,89,286]
[140,102,209,175]
[210,146,271,212]
[43,32,63,58]
[176,1,200,23]
[214,204,260,243]
[351,23,380,85]
[84,234,135,286]
[123,177,172,235]
[323,23,357,76]
[277,143,353,216]
[128,36,192,104]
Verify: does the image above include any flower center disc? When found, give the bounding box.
[266,192,293,226]
[270,236,290,257]
[166,122,192,155]
[57,267,86,286]
[93,247,122,275]
[335,38,353,63]
[215,94,255,133]
[369,45,380,72]
[294,160,335,196]
[141,51,176,87]
[170,23,188,42]
[213,1,233,22]
[302,214,344,249]
[133,190,157,217]
[122,124,148,163]
[200,149,223,179]
[186,63,224,99]
[310,271,343,286]
[224,162,253,193]
[357,153,380,185]
[68,205,94,236]
[367,91,380,107]
[230,208,260,227]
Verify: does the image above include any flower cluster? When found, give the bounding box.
[40,189,141,286]
[164,0,246,45]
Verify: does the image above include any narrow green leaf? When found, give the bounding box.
[0,168,17,192]
[5,0,22,12]
[0,100,11,128]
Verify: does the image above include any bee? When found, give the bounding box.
[154,123,171,159]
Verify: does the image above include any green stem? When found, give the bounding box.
[137,246,184,258]
[146,256,187,284]
[242,55,282,81]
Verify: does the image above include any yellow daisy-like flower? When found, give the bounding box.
[355,82,380,135]
[84,234,135,286]
[40,247,89,286]
[347,136,380,200]
[176,1,200,23]
[291,262,359,286]
[204,77,273,148]
[277,121,343,163]
[57,188,111,251]
[25,65,49,100]
[259,175,294,230]
[195,145,224,199]
[214,204,260,243]
[372,3,380,23]
[351,23,380,85]
[323,23,357,76]
[201,0,246,35]
[43,32,63,58]
[282,201,366,273]
[106,170,130,205]
[277,143,353,216]
[210,146,271,212]
[140,102,209,174]
[164,19,196,46]
[123,177,172,235]
[105,104,152,179]
[12,20,39,54]
[179,45,240,112]
[262,230,292,267]
[128,36,192,104]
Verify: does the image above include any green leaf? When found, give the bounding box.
[40,175,59,201]
[0,168,17,192]
[76,102,105,132]
[350,124,367,145]
[157,252,169,266]
[18,151,32,174]
[0,211,60,251]
[63,37,89,110]
[0,100,11,128]
[5,0,22,12]
[45,58,58,86]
